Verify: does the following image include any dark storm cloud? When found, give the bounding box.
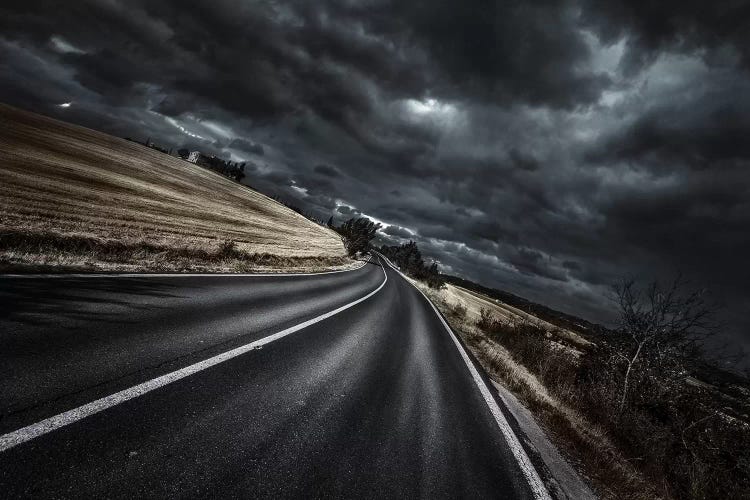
[2,0,749,364]
[229,138,265,156]
[313,164,340,177]
[508,149,540,172]
[336,205,355,216]
[580,0,750,74]
[382,225,414,240]
[507,248,567,282]
[395,0,612,108]
[600,109,750,171]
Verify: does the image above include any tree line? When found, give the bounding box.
[178,149,247,183]
[329,217,444,289]
[378,241,444,289]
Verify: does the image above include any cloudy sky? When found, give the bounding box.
[2,0,749,364]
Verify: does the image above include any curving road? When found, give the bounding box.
[0,256,548,499]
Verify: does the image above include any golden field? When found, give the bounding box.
[0,104,350,272]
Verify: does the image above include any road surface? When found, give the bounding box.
[0,257,548,499]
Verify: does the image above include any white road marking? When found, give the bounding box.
[378,254,551,500]
[0,259,387,453]
[0,257,369,279]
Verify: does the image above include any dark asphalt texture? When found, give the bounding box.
[0,258,536,499]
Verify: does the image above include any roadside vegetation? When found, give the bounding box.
[330,216,444,288]
[0,230,350,273]
[0,104,349,273]
[334,217,382,257]
[378,241,444,288]
[415,277,750,499]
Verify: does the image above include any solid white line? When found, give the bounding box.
[0,257,369,279]
[377,254,551,500]
[0,258,387,453]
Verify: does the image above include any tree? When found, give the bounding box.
[423,261,444,289]
[611,275,716,415]
[338,217,381,256]
[379,241,444,288]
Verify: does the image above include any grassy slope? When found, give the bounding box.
[415,279,749,499]
[414,281,657,499]
[0,104,349,272]
[445,284,593,349]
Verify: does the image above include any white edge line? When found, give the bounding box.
[377,253,551,500]
[0,258,387,453]
[0,256,369,279]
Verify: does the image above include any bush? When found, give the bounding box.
[476,308,504,335]
[450,302,467,320]
[217,239,237,257]
[472,301,750,499]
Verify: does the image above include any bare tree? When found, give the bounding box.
[612,275,716,415]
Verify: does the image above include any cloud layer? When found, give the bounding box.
[2,0,749,364]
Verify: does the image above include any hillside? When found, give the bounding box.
[0,104,349,272]
[415,274,749,499]
[445,274,603,336]
[443,284,594,350]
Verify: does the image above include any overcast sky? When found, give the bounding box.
[2,0,749,365]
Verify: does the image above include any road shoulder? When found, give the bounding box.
[492,381,597,500]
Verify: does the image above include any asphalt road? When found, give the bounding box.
[0,257,547,499]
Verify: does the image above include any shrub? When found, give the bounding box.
[450,302,467,320]
[471,299,750,499]
[217,239,237,257]
[476,308,504,335]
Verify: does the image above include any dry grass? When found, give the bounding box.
[446,284,593,350]
[470,337,657,499]
[413,280,660,499]
[0,229,352,273]
[0,103,350,272]
[416,278,750,499]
